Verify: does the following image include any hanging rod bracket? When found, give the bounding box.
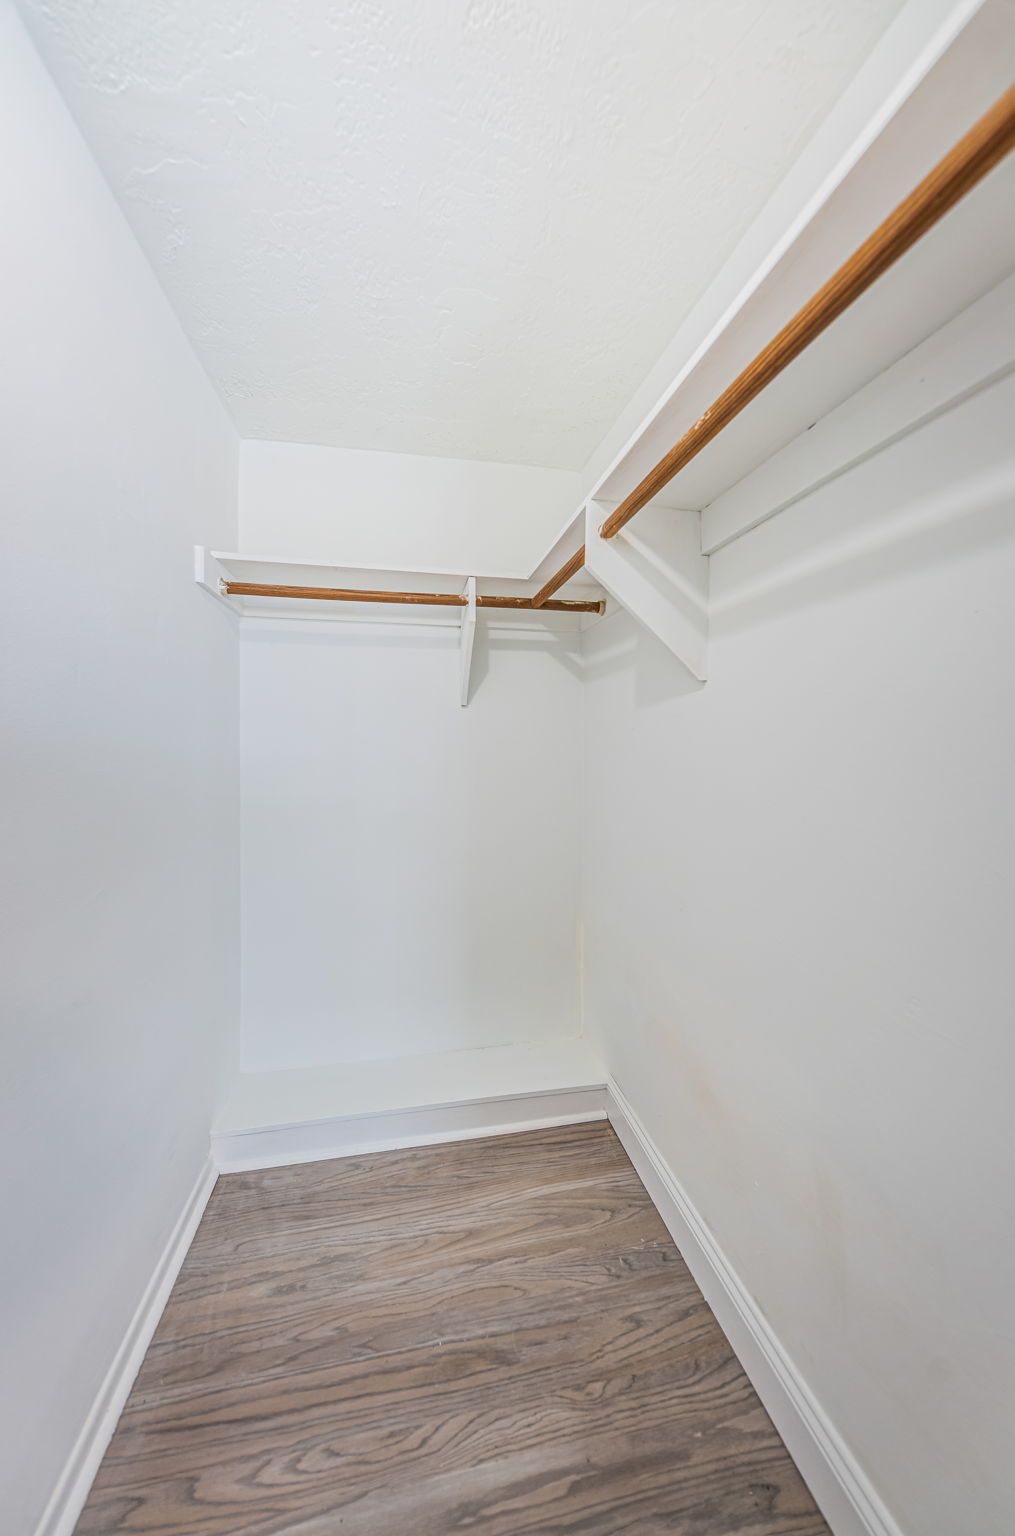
[460,577,477,706]
[584,500,709,681]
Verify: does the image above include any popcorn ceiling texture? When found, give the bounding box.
[20,0,905,469]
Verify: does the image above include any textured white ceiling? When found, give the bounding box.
[20,0,906,468]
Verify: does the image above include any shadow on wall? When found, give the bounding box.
[468,626,584,697]
[582,610,705,709]
[711,378,1015,642]
[240,620,457,655]
[236,611,585,703]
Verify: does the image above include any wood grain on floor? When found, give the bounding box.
[75,1122,830,1535]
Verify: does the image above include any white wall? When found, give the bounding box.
[240,617,582,1071]
[239,439,581,576]
[582,369,1015,1536]
[0,7,239,1532]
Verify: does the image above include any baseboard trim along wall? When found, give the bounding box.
[604,1079,903,1536]
[211,1083,608,1172]
[34,1156,218,1536]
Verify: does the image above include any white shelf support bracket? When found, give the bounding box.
[459,576,477,706]
[194,545,243,614]
[584,499,709,681]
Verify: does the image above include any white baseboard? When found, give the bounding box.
[212,1084,607,1172]
[34,1155,217,1536]
[605,1080,903,1536]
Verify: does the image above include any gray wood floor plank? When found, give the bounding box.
[75,1122,829,1535]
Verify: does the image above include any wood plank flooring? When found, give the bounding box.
[75,1123,830,1535]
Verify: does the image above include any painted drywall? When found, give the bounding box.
[238,440,580,575]
[240,617,581,1071]
[0,7,239,1532]
[581,366,1015,1536]
[18,0,908,467]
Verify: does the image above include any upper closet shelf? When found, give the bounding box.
[194,547,607,706]
[196,547,604,626]
[546,28,1015,681]
[589,31,1015,544]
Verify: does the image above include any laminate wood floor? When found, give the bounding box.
[76,1123,830,1535]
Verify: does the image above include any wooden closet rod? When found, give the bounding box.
[531,78,1015,601]
[475,594,603,613]
[222,580,604,614]
[531,545,587,609]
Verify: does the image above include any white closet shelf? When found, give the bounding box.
[195,547,607,706]
[196,547,605,623]
[591,45,1015,527]
[536,42,1015,681]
